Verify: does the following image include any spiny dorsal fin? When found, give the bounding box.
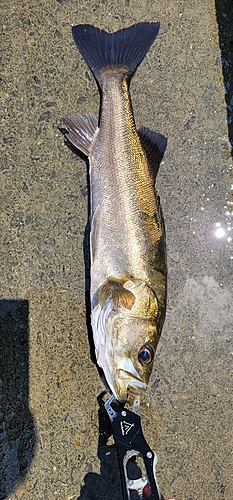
[99,278,135,310]
[62,112,98,156]
[138,126,167,181]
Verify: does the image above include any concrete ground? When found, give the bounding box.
[1,0,233,499]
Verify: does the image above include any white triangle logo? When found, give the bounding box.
[120,420,135,436]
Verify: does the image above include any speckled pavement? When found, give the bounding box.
[1,1,233,499]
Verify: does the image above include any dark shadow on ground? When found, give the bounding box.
[77,393,122,500]
[215,0,233,155]
[77,439,123,500]
[0,300,36,500]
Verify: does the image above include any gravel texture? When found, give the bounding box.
[1,1,233,499]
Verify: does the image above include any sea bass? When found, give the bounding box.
[63,23,167,402]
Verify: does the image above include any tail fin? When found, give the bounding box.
[71,22,160,85]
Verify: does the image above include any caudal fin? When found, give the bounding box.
[71,22,160,85]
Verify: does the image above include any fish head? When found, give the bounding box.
[92,280,162,402]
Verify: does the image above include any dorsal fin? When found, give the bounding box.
[62,112,98,156]
[99,278,135,310]
[138,126,167,180]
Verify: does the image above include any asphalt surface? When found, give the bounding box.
[1,1,233,499]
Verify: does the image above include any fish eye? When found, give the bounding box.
[138,345,154,365]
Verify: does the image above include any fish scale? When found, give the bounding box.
[90,80,147,284]
[91,73,154,276]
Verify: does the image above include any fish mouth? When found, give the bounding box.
[116,368,145,384]
[113,357,147,401]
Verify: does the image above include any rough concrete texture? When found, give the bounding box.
[1,1,233,499]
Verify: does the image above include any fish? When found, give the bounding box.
[63,22,167,402]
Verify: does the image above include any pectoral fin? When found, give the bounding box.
[62,112,98,156]
[138,126,167,180]
[99,278,136,310]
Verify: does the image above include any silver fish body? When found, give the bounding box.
[63,23,167,401]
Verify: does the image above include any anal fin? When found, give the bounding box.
[62,112,98,156]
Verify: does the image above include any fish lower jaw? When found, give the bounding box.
[114,369,147,401]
